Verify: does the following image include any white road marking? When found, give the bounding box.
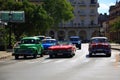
[54,59,66,63]
[81,59,90,64]
[41,60,53,63]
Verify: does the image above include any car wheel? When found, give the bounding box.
[49,55,53,58]
[15,55,19,59]
[106,53,111,57]
[78,46,81,49]
[24,55,27,59]
[33,54,37,58]
[40,53,43,57]
[89,53,92,57]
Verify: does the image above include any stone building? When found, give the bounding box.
[108,1,120,42]
[15,0,100,41]
[46,0,100,41]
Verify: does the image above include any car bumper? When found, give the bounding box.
[89,49,111,53]
[48,51,73,56]
[12,49,36,56]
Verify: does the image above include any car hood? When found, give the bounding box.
[91,43,110,45]
[49,45,72,50]
[20,44,36,48]
[70,41,81,43]
[42,43,55,49]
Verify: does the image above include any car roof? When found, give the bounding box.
[70,36,80,38]
[91,37,108,40]
[22,37,39,40]
[42,39,56,41]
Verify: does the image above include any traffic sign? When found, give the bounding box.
[12,11,25,22]
[0,11,25,23]
[0,11,9,22]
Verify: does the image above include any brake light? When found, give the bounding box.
[89,43,96,48]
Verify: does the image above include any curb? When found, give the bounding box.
[0,54,12,60]
[111,48,120,51]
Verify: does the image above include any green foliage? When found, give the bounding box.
[44,0,74,25]
[110,17,120,32]
[0,0,74,44]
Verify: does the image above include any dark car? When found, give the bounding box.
[69,36,81,49]
[48,41,76,58]
[89,37,111,57]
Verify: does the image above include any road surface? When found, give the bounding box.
[0,44,120,80]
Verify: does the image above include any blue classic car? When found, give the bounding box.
[42,39,57,54]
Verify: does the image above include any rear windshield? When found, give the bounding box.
[70,38,80,41]
[21,39,36,44]
[91,38,108,43]
[42,40,56,44]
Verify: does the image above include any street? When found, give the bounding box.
[0,44,120,80]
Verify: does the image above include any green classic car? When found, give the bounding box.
[12,37,44,59]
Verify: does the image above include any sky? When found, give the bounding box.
[98,0,117,14]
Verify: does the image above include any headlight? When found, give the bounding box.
[49,50,53,52]
[67,49,72,51]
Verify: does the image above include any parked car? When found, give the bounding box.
[45,36,52,39]
[69,36,81,49]
[42,39,57,54]
[34,35,45,41]
[12,37,44,59]
[88,37,111,57]
[48,41,76,58]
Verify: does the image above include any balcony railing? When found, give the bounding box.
[78,2,86,7]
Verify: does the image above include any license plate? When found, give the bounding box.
[97,49,103,51]
[57,53,63,55]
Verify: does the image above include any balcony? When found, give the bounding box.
[89,13,96,16]
[78,2,86,7]
[90,3,99,7]
[79,12,86,16]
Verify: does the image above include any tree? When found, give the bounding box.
[110,17,120,31]
[43,0,74,26]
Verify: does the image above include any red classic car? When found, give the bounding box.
[89,37,111,57]
[48,41,76,58]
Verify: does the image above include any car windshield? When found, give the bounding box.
[21,39,36,44]
[58,41,72,45]
[70,38,79,41]
[91,38,108,43]
[42,40,56,44]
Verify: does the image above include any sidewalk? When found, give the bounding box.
[0,43,120,60]
[0,51,12,60]
[111,43,120,51]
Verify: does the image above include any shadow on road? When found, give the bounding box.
[86,54,111,58]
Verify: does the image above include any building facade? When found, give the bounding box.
[46,0,100,41]
[107,1,120,42]
[15,0,100,41]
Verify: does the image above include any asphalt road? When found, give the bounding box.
[0,44,120,80]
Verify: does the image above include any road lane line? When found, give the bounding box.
[54,59,66,63]
[41,60,53,64]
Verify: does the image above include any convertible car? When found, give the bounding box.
[48,41,76,58]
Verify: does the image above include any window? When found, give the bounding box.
[91,0,96,4]
[81,20,84,26]
[90,20,94,25]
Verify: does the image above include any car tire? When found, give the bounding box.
[78,46,81,49]
[33,54,37,58]
[40,53,43,57]
[89,53,92,57]
[106,53,111,57]
[49,55,53,58]
[24,55,27,59]
[15,55,19,59]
